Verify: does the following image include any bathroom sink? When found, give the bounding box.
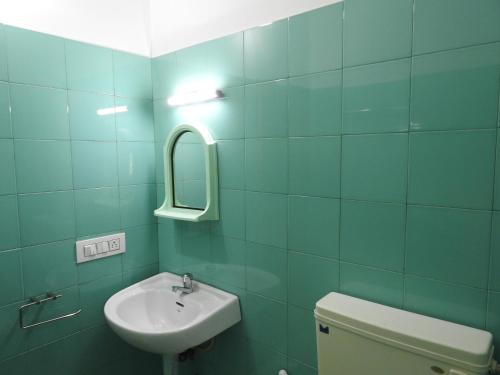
[104,272,241,354]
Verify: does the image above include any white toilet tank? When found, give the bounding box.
[315,293,494,375]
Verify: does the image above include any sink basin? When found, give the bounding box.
[104,272,241,354]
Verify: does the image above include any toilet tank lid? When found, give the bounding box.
[315,293,493,369]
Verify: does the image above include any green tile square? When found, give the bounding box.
[0,195,19,251]
[246,242,287,302]
[288,195,340,258]
[245,293,287,352]
[245,192,287,248]
[118,142,155,185]
[77,254,122,284]
[341,133,408,202]
[288,305,317,367]
[487,291,500,358]
[75,187,121,236]
[15,140,73,193]
[289,3,342,76]
[244,20,288,83]
[68,91,116,141]
[115,97,154,141]
[288,251,339,310]
[211,189,245,239]
[289,136,341,198]
[22,240,77,297]
[18,191,75,246]
[408,130,495,209]
[113,51,152,99]
[411,44,500,132]
[343,0,412,66]
[340,262,403,307]
[490,212,500,291]
[287,359,317,375]
[217,140,244,190]
[343,59,410,134]
[0,24,7,81]
[211,236,246,289]
[0,82,11,138]
[152,53,177,100]
[404,275,487,328]
[72,141,118,189]
[6,26,66,88]
[10,84,69,140]
[176,32,244,89]
[0,250,22,305]
[406,205,491,289]
[119,184,156,228]
[65,40,113,94]
[340,200,405,272]
[247,339,286,375]
[123,225,158,270]
[289,70,342,137]
[495,134,500,210]
[413,0,500,55]
[245,138,287,194]
[0,303,27,361]
[0,139,16,195]
[245,80,287,138]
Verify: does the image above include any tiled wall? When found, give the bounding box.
[0,25,161,374]
[153,0,500,374]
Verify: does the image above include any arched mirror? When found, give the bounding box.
[154,123,219,222]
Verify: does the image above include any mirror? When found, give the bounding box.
[154,123,219,222]
[172,131,207,210]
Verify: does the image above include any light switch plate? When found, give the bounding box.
[76,233,126,264]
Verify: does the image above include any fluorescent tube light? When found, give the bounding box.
[96,106,128,116]
[167,89,224,107]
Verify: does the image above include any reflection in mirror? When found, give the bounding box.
[172,131,207,210]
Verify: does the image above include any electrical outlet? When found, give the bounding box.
[109,239,120,251]
[76,233,126,264]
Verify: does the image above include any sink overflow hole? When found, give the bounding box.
[176,302,184,307]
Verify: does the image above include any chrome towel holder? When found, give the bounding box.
[19,292,82,329]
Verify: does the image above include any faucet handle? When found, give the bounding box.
[182,273,193,288]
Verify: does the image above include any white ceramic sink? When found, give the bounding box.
[104,272,241,354]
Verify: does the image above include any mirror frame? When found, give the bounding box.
[154,123,219,222]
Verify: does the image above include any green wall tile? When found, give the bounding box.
[246,242,287,302]
[487,292,500,355]
[244,20,288,83]
[287,359,317,375]
[289,70,341,137]
[116,97,154,141]
[77,254,122,284]
[289,136,341,198]
[65,40,113,94]
[18,191,75,246]
[72,141,118,188]
[408,130,495,209]
[68,91,116,141]
[288,305,317,367]
[0,139,16,195]
[75,187,121,236]
[211,189,245,239]
[10,84,69,140]
[22,239,77,297]
[245,293,287,353]
[343,59,410,134]
[247,340,286,375]
[152,53,177,100]
[119,184,156,228]
[246,192,287,248]
[341,133,408,202]
[490,213,500,291]
[406,205,491,289]
[0,303,27,361]
[288,195,340,258]
[118,141,155,185]
[0,24,7,81]
[413,0,500,55]
[289,3,342,76]
[6,26,66,88]
[245,138,287,194]
[343,0,412,66]
[340,262,404,307]
[245,80,287,138]
[113,51,152,99]
[340,200,405,272]
[495,134,500,210]
[217,140,244,190]
[124,225,158,270]
[404,275,487,328]
[0,250,22,305]
[211,236,246,289]
[0,82,11,138]
[411,44,500,132]
[288,251,338,310]
[176,32,244,89]
[0,195,19,251]
[15,140,73,193]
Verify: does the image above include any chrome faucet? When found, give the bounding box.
[172,273,194,294]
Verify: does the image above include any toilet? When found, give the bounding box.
[315,293,495,375]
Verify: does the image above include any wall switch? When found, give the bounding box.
[76,233,126,264]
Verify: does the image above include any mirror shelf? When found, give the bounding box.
[154,123,219,222]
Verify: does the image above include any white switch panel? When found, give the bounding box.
[76,233,126,264]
